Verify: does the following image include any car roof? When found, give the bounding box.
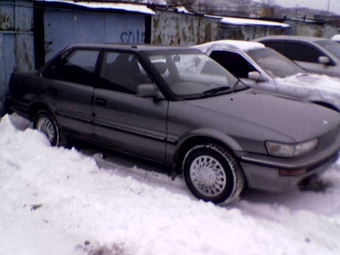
[255,35,330,43]
[193,40,265,53]
[65,43,195,52]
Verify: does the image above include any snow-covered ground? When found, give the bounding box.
[1,114,340,255]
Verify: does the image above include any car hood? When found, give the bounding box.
[274,73,340,110]
[277,73,340,93]
[187,89,340,142]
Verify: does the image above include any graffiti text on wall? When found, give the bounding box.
[120,30,145,44]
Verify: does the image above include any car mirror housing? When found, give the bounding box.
[248,71,266,82]
[137,84,159,98]
[318,56,330,65]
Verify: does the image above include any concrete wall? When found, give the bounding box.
[0,0,34,115]
[285,20,340,38]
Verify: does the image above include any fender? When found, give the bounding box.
[28,95,57,120]
[167,127,243,164]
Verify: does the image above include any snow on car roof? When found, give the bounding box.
[193,40,265,53]
[41,0,156,15]
[332,35,340,42]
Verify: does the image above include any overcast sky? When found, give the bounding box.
[255,0,340,15]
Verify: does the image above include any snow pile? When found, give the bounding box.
[1,114,340,255]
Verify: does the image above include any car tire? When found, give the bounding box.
[183,144,245,204]
[33,110,65,146]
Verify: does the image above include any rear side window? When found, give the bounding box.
[283,42,323,63]
[210,51,256,78]
[43,49,100,86]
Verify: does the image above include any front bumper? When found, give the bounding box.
[239,130,340,192]
[240,153,338,192]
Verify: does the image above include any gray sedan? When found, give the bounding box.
[7,44,340,203]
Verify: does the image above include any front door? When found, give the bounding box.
[93,51,168,161]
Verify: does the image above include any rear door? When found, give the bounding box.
[93,51,168,161]
[41,48,100,138]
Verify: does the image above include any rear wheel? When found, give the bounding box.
[33,110,65,146]
[183,144,244,204]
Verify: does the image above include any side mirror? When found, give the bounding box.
[248,71,266,82]
[137,84,159,98]
[318,56,330,65]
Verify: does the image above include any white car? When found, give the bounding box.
[194,40,340,112]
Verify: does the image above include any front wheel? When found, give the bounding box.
[183,144,245,204]
[33,110,65,146]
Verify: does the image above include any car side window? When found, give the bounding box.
[261,41,285,55]
[210,51,257,78]
[99,52,153,94]
[42,49,100,86]
[284,42,323,63]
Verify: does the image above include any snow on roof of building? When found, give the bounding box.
[207,15,289,28]
[40,0,156,15]
[173,6,192,14]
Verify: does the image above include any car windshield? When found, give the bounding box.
[248,48,305,78]
[145,51,242,98]
[316,40,340,59]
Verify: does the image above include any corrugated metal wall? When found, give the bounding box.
[151,11,220,46]
[0,0,34,115]
[150,10,287,46]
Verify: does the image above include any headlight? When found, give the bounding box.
[266,139,318,158]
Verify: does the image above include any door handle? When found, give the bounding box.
[95,98,108,106]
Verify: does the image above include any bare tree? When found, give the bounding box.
[259,0,277,17]
[166,0,198,11]
[261,0,275,5]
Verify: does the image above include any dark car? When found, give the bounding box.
[6,44,340,204]
[255,35,340,78]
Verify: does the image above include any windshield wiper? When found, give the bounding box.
[231,79,249,92]
[201,86,231,97]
